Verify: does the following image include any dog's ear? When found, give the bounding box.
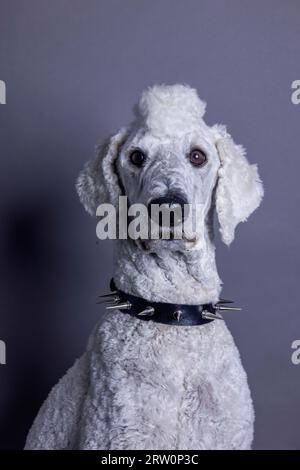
[76,128,128,215]
[212,125,264,246]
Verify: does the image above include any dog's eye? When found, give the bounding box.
[188,148,207,167]
[129,149,146,167]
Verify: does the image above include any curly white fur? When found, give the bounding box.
[25,84,263,450]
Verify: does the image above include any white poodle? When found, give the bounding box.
[25,84,263,450]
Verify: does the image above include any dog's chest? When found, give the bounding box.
[76,313,251,450]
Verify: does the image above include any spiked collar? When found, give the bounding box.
[97,279,242,326]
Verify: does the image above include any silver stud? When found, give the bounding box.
[214,305,242,312]
[173,310,182,322]
[106,301,132,311]
[98,291,118,298]
[138,306,155,317]
[96,295,120,304]
[201,310,223,321]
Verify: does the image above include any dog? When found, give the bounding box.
[25,84,263,450]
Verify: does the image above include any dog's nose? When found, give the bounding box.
[147,195,189,227]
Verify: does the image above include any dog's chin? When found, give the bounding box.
[136,232,199,254]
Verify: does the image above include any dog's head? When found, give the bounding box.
[77,84,263,249]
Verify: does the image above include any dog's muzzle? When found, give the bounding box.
[147,194,189,227]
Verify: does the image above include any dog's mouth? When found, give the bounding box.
[155,225,197,242]
[136,225,199,252]
[122,196,202,251]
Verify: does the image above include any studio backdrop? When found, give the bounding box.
[0,0,299,450]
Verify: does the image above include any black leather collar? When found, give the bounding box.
[99,279,223,326]
[114,291,215,326]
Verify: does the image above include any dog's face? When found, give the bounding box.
[116,125,220,250]
[77,84,263,250]
[117,127,220,210]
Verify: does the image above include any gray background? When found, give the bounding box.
[0,0,299,450]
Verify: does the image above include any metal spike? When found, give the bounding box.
[202,310,223,321]
[98,291,118,298]
[106,301,132,311]
[215,305,242,312]
[173,310,182,322]
[138,306,155,317]
[217,298,234,304]
[96,295,120,304]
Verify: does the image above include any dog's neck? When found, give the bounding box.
[113,231,222,305]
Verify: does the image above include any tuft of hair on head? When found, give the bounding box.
[133,84,207,137]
